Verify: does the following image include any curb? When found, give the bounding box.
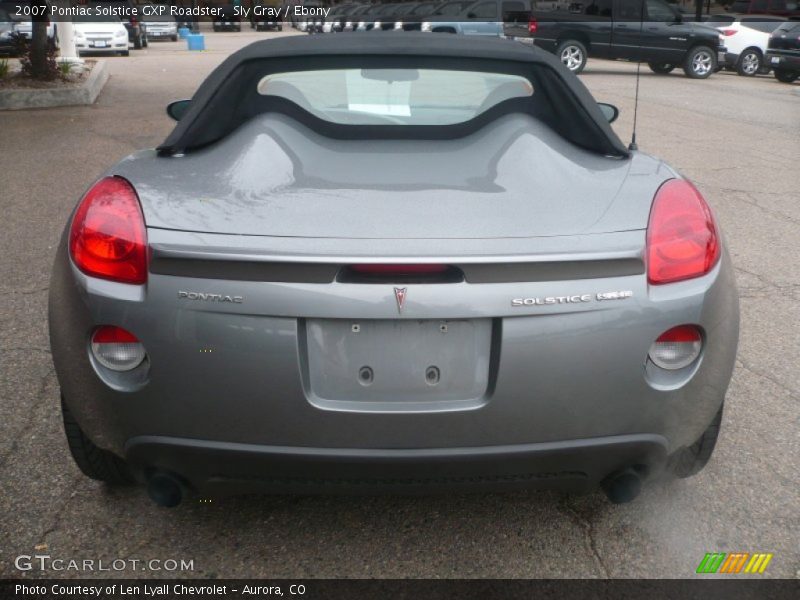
[0,60,109,110]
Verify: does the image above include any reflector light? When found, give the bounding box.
[721,29,737,36]
[90,326,146,372]
[646,179,720,285]
[648,325,703,370]
[528,18,538,34]
[69,177,147,285]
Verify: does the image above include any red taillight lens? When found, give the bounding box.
[90,326,146,371]
[69,177,147,285]
[91,325,139,344]
[646,179,720,285]
[350,264,449,275]
[721,29,737,36]
[648,325,703,370]
[528,17,538,34]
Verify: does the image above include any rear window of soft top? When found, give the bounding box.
[257,68,533,126]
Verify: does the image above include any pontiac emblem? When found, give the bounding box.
[394,287,407,313]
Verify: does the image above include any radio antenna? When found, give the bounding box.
[629,0,646,152]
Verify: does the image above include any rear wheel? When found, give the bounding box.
[648,61,676,74]
[683,45,716,79]
[774,69,799,83]
[62,397,132,484]
[133,32,142,49]
[669,405,723,478]
[556,39,587,74]
[736,48,761,76]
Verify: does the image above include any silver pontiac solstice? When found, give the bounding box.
[49,34,739,507]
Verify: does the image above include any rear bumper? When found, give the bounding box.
[76,44,128,54]
[766,51,800,70]
[126,433,668,495]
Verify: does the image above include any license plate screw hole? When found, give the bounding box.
[358,366,374,386]
[351,324,361,333]
[425,366,440,385]
[439,324,448,333]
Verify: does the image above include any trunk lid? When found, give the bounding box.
[115,113,670,240]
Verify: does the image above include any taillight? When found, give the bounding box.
[528,17,538,34]
[721,29,737,36]
[69,177,147,285]
[648,325,702,370]
[91,326,146,371]
[646,179,720,285]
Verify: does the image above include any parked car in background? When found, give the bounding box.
[253,2,283,32]
[295,0,324,32]
[353,3,387,31]
[142,12,178,42]
[766,19,800,81]
[340,4,374,31]
[9,15,58,51]
[0,5,16,56]
[374,3,415,30]
[513,0,726,78]
[364,3,410,31]
[213,5,242,32]
[393,1,440,30]
[73,13,130,56]
[89,1,147,49]
[321,3,355,33]
[716,15,786,75]
[728,0,800,18]
[422,0,531,36]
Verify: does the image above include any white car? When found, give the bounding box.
[716,15,787,76]
[142,15,178,42]
[12,19,58,49]
[74,16,130,56]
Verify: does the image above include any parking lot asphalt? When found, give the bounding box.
[0,30,798,579]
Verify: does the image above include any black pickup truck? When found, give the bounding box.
[505,0,726,79]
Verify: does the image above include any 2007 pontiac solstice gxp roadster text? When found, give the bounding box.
[49,34,738,507]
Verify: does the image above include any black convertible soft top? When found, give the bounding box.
[159,33,629,158]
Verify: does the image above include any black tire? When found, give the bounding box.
[556,39,587,74]
[669,405,723,478]
[142,34,148,48]
[648,61,676,74]
[171,35,178,42]
[736,47,761,77]
[278,24,283,31]
[774,69,799,83]
[683,45,716,79]
[62,397,132,484]
[120,50,130,56]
